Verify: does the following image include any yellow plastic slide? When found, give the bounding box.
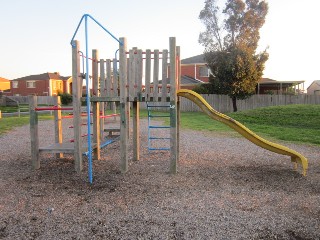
[177,89,308,176]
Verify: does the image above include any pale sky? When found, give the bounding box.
[1,0,319,88]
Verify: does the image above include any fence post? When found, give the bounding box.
[54,96,63,159]
[29,95,40,169]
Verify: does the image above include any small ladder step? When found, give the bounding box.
[148,115,171,118]
[149,137,171,140]
[149,126,170,129]
[149,147,170,151]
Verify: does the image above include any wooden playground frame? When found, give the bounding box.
[30,37,181,179]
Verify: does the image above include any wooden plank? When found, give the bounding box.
[106,59,112,97]
[145,49,151,101]
[119,37,128,173]
[112,58,118,98]
[169,37,177,174]
[88,96,120,102]
[132,101,140,161]
[71,40,82,172]
[39,143,98,154]
[161,49,168,102]
[129,49,135,101]
[99,59,106,141]
[153,49,159,101]
[112,58,118,121]
[29,95,40,169]
[92,49,100,160]
[54,96,63,158]
[136,49,143,101]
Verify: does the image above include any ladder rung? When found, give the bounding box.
[148,115,171,118]
[147,105,170,108]
[149,126,170,129]
[149,137,171,140]
[148,147,170,151]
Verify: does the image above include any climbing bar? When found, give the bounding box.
[78,52,97,62]
[35,107,73,111]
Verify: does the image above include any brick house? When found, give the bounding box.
[6,72,72,96]
[307,80,320,95]
[181,54,305,94]
[181,54,210,83]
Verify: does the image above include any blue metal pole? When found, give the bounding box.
[85,15,93,184]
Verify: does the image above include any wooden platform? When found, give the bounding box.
[39,143,98,154]
[104,127,120,136]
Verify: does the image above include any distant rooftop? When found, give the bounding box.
[181,54,206,64]
[0,77,10,82]
[12,72,71,81]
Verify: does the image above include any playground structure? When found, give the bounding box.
[29,14,307,183]
[29,15,181,183]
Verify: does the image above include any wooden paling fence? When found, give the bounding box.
[141,94,320,113]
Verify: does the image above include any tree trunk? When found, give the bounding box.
[232,96,238,112]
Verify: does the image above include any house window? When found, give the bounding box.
[199,66,210,77]
[26,81,36,88]
[54,81,63,91]
[12,81,18,88]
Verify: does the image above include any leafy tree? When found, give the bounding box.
[199,0,269,111]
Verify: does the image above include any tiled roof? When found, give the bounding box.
[181,75,204,84]
[0,77,10,82]
[12,72,71,81]
[157,76,204,85]
[181,54,206,64]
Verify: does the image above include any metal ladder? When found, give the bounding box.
[147,102,171,151]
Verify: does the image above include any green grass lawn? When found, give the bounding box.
[1,104,319,145]
[0,115,54,135]
[159,104,320,146]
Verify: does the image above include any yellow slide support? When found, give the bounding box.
[177,89,308,176]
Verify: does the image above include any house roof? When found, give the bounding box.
[181,75,204,85]
[181,54,206,64]
[258,78,304,85]
[157,76,204,85]
[12,72,71,81]
[307,80,320,89]
[0,77,9,82]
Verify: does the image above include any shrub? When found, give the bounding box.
[58,92,73,105]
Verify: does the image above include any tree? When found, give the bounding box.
[199,0,269,111]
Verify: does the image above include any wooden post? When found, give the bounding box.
[71,40,82,172]
[29,95,40,169]
[169,37,178,174]
[119,37,128,173]
[54,96,63,159]
[176,46,181,163]
[92,49,100,160]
